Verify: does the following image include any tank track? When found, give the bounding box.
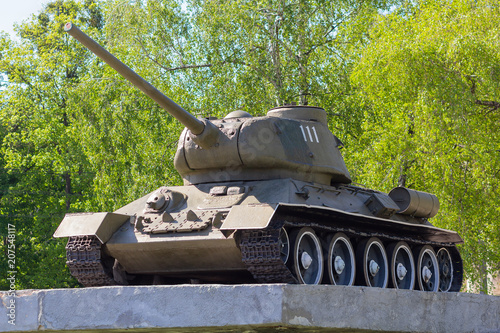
[239,228,296,283]
[239,217,462,291]
[64,219,462,291]
[66,235,116,287]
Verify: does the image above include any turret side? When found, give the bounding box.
[175,107,351,185]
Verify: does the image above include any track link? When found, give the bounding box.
[64,219,462,291]
[66,235,115,287]
[239,229,296,283]
[239,217,462,291]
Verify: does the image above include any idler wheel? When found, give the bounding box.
[387,241,415,290]
[327,233,355,286]
[289,227,324,284]
[356,237,388,288]
[437,247,453,292]
[415,245,440,292]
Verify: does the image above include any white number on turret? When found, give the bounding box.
[300,125,320,143]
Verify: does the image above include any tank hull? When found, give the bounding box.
[56,178,463,290]
[106,226,246,276]
[58,25,464,292]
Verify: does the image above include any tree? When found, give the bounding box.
[350,0,500,292]
[104,0,394,135]
[72,0,398,209]
[0,0,104,289]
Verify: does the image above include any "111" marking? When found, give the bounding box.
[300,125,320,143]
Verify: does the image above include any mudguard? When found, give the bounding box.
[53,212,132,243]
[221,203,463,244]
[221,204,277,230]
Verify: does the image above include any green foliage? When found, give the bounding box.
[350,0,500,292]
[0,0,185,290]
[69,80,183,211]
[0,0,103,289]
[105,0,392,122]
[1,0,498,293]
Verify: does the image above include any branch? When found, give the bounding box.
[133,35,214,72]
[162,63,213,71]
[475,99,500,113]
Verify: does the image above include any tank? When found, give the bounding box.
[54,23,463,292]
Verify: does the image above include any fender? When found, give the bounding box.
[53,212,132,243]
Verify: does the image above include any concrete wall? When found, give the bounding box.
[1,285,499,333]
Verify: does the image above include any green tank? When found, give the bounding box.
[54,23,463,292]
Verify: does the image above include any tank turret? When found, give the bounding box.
[175,104,351,185]
[64,23,350,185]
[55,24,463,293]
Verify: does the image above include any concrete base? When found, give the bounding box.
[1,285,499,333]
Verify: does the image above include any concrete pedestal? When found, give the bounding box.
[1,285,499,333]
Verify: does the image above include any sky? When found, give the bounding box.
[0,0,47,37]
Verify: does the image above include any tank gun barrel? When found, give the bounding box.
[64,22,205,135]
